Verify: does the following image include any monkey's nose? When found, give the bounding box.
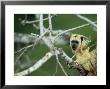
[72,43,77,50]
[71,40,79,50]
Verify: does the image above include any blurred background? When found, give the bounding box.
[14,14,97,76]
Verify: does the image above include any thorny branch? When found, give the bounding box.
[15,14,96,76]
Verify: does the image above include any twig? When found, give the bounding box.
[57,58,68,76]
[15,48,27,64]
[54,21,97,40]
[55,49,68,76]
[40,14,44,35]
[48,14,53,31]
[52,61,58,76]
[15,44,33,54]
[48,14,53,37]
[15,52,53,76]
[21,14,57,25]
[76,14,97,30]
[71,54,76,59]
[33,24,39,29]
[15,26,48,54]
[48,14,52,31]
[32,30,48,49]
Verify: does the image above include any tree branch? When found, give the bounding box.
[40,14,44,35]
[76,14,97,31]
[15,44,33,54]
[15,52,53,76]
[48,14,53,37]
[48,14,53,31]
[54,21,97,40]
[56,56,68,76]
[14,31,48,54]
[58,48,73,63]
[21,14,57,25]
[15,48,27,64]
[55,48,68,76]
[14,33,36,44]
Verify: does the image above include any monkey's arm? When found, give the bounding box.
[66,61,87,76]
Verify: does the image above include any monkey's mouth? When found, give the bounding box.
[71,40,79,50]
[72,44,77,50]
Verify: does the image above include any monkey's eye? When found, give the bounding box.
[71,40,79,44]
[81,37,83,42]
[74,35,77,37]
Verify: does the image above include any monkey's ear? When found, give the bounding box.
[80,36,87,42]
[81,36,90,41]
[81,36,91,45]
[81,36,84,42]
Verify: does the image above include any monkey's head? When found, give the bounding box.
[70,34,90,52]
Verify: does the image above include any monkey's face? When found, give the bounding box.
[71,40,79,50]
[70,34,89,52]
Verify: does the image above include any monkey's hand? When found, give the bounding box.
[66,61,87,76]
[66,61,74,69]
